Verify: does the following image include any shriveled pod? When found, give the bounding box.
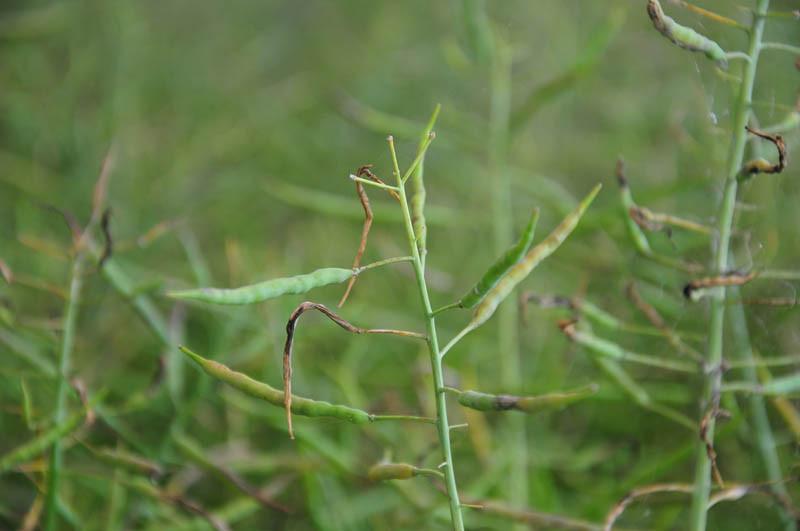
[458,209,540,309]
[180,346,372,425]
[647,0,727,67]
[455,384,598,413]
[741,126,787,178]
[168,267,355,305]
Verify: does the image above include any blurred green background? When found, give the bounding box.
[2,1,799,529]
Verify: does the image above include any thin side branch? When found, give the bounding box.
[282,301,426,438]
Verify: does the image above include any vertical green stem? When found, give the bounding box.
[44,254,86,530]
[393,141,465,530]
[727,289,795,531]
[489,41,528,520]
[689,2,769,529]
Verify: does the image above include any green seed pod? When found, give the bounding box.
[180,346,372,425]
[368,463,417,481]
[647,0,727,67]
[515,384,599,413]
[457,391,518,411]
[456,384,598,413]
[469,184,601,330]
[168,267,354,305]
[459,209,540,309]
[411,104,441,264]
[616,160,653,257]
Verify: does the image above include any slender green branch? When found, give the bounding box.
[760,42,800,55]
[726,288,795,531]
[44,254,86,530]
[431,301,462,316]
[726,353,800,369]
[759,269,800,281]
[371,415,437,424]
[416,467,447,480]
[349,174,399,192]
[355,255,413,273]
[439,325,474,359]
[725,52,751,63]
[689,2,769,529]
[389,135,465,530]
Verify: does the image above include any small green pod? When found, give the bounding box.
[180,346,372,425]
[469,184,601,329]
[616,163,653,257]
[459,209,540,309]
[168,267,354,305]
[368,463,417,481]
[647,0,727,66]
[457,390,518,411]
[411,104,441,263]
[456,384,598,413]
[514,384,599,413]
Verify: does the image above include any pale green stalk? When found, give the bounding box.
[44,254,86,531]
[349,175,398,192]
[727,287,794,531]
[489,40,528,523]
[760,42,800,55]
[389,137,464,530]
[689,2,769,529]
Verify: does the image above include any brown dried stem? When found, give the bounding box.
[699,397,725,489]
[338,179,373,307]
[742,125,787,176]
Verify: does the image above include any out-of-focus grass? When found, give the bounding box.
[1,1,799,529]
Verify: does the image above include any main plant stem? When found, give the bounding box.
[44,254,86,530]
[394,147,465,530]
[689,2,769,529]
[489,41,528,521]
